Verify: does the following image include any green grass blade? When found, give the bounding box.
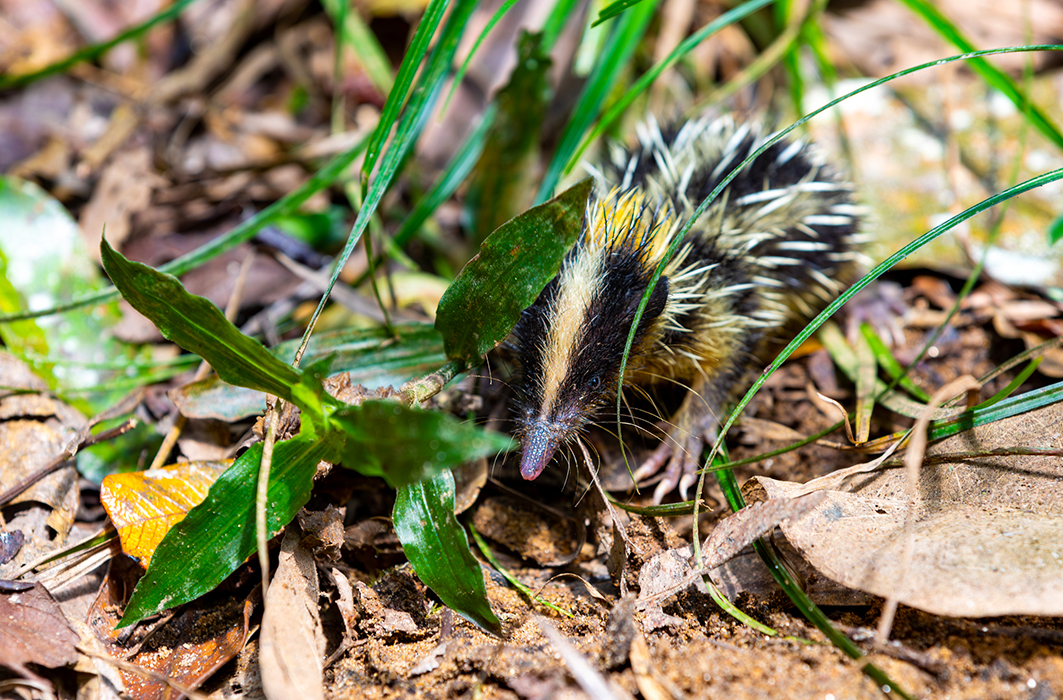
[714,469,914,699]
[860,323,932,402]
[392,104,497,250]
[971,358,1041,410]
[0,0,202,90]
[571,0,775,170]
[540,0,584,51]
[299,0,480,350]
[534,0,660,203]
[928,379,1063,441]
[469,522,572,617]
[360,0,453,182]
[443,0,523,112]
[591,0,647,27]
[321,0,394,96]
[897,0,1063,151]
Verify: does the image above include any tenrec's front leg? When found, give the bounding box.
[631,375,719,503]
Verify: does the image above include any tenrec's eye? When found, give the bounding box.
[588,376,601,390]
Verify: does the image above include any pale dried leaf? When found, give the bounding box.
[702,493,826,569]
[260,526,325,700]
[755,402,1063,617]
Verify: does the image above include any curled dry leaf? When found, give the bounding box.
[100,460,232,567]
[753,401,1063,617]
[260,526,325,700]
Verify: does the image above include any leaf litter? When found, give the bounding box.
[1,0,1063,698]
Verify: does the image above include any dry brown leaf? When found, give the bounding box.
[753,401,1063,617]
[702,493,827,569]
[260,525,325,700]
[87,556,253,700]
[100,461,232,567]
[0,582,79,675]
[79,147,166,258]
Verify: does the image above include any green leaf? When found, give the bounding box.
[434,179,593,362]
[0,177,133,412]
[100,239,308,406]
[591,0,647,27]
[393,471,502,635]
[119,434,338,626]
[928,380,1063,441]
[331,401,513,487]
[1049,212,1063,246]
[467,31,553,245]
[172,324,446,422]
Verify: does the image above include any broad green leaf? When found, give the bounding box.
[393,471,502,635]
[0,176,130,411]
[331,401,513,487]
[171,324,446,422]
[119,435,339,626]
[100,239,304,406]
[467,32,553,245]
[434,179,593,362]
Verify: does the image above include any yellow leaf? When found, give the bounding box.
[101,461,231,567]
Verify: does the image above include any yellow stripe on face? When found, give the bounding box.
[538,244,605,418]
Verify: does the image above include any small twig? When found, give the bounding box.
[256,398,282,596]
[399,359,466,406]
